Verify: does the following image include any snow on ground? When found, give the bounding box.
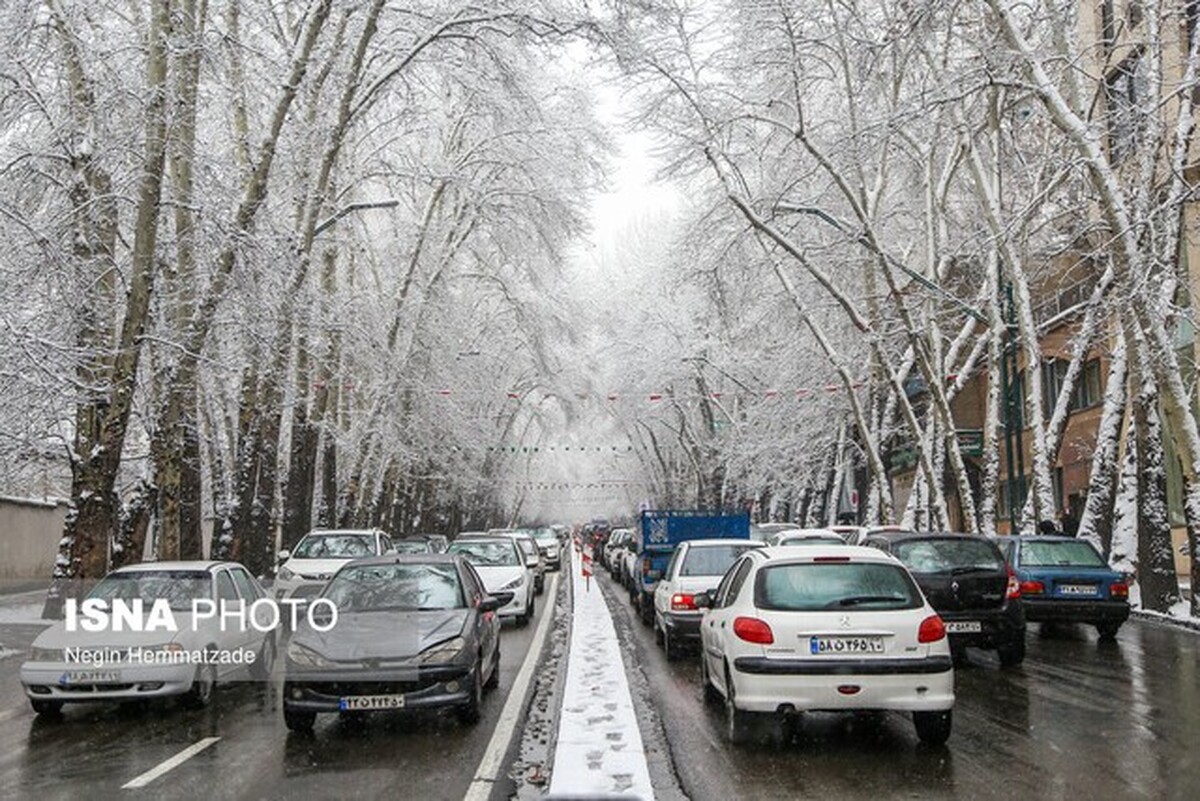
[0,590,51,625]
[549,552,654,800]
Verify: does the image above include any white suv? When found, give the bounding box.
[274,529,392,600]
[697,545,954,746]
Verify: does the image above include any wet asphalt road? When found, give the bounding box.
[597,572,1200,801]
[0,589,554,801]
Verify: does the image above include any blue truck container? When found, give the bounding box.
[632,510,750,623]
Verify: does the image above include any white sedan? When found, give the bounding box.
[21,561,275,716]
[697,545,954,745]
[447,537,535,625]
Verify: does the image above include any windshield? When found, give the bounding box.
[393,540,432,554]
[680,545,757,577]
[1020,540,1107,568]
[533,528,557,541]
[514,538,537,558]
[293,534,375,559]
[323,563,463,612]
[88,571,212,611]
[893,538,1005,573]
[756,563,921,611]
[448,540,521,567]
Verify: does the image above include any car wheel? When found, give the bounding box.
[284,708,316,732]
[997,637,1025,668]
[30,699,63,717]
[181,663,217,710]
[700,658,722,707]
[639,593,654,625]
[457,665,483,725]
[663,623,679,662]
[250,634,276,679]
[913,709,953,745]
[653,614,664,645]
[1097,621,1122,640]
[484,645,501,690]
[724,666,754,746]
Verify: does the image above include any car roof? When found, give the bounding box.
[683,538,764,548]
[111,561,230,573]
[757,544,901,564]
[303,528,382,537]
[344,553,462,568]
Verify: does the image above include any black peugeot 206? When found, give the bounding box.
[861,532,1027,667]
[282,553,511,732]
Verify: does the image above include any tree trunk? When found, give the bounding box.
[1132,339,1180,612]
[1078,331,1127,556]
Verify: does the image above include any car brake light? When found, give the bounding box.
[918,614,946,643]
[1110,582,1129,598]
[733,616,775,644]
[671,593,697,611]
[1006,567,1021,599]
[813,556,850,563]
[1020,580,1045,595]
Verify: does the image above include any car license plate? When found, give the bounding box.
[809,636,885,655]
[339,694,406,711]
[60,670,121,685]
[945,621,982,633]
[1059,584,1098,596]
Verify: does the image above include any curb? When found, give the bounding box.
[1131,609,1200,633]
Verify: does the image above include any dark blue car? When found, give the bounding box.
[993,536,1130,639]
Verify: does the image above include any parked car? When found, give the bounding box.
[768,529,845,547]
[652,539,763,660]
[274,529,393,600]
[994,535,1130,639]
[697,545,954,746]
[282,554,509,731]
[532,527,562,570]
[22,561,275,716]
[447,537,535,625]
[863,532,1026,666]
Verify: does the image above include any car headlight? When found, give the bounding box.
[418,636,466,665]
[277,566,296,582]
[501,575,526,590]
[287,641,335,668]
[28,646,61,662]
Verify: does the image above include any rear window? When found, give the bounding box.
[892,538,1005,574]
[680,545,756,577]
[778,536,845,547]
[755,562,922,611]
[1020,540,1106,568]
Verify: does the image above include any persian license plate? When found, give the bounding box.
[809,636,885,655]
[1058,584,1098,596]
[339,694,405,711]
[60,670,121,685]
[945,621,982,633]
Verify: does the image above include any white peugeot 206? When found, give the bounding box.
[21,561,275,716]
[697,545,954,746]
[274,528,393,601]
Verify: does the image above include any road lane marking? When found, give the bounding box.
[121,737,221,789]
[463,572,560,801]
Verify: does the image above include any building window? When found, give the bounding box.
[1041,358,1103,414]
[1071,359,1103,409]
[1106,50,1148,164]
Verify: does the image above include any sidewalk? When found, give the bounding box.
[549,552,654,800]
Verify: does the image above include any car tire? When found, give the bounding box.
[724,667,754,746]
[663,623,679,662]
[457,665,483,725]
[653,614,664,645]
[639,593,654,626]
[181,663,217,710]
[1097,621,1122,640]
[250,634,276,680]
[284,708,316,732]
[913,709,953,745]
[700,659,722,707]
[30,699,62,717]
[997,637,1025,668]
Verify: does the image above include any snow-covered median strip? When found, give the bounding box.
[549,554,654,800]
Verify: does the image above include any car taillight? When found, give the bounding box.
[671,593,696,611]
[1110,582,1129,598]
[1006,567,1021,599]
[813,556,850,562]
[918,614,946,643]
[1020,580,1045,595]
[733,616,774,644]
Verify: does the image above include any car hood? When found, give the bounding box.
[469,565,525,593]
[32,622,185,650]
[281,557,354,578]
[294,609,468,661]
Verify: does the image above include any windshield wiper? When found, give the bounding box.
[827,595,907,608]
[949,565,1000,575]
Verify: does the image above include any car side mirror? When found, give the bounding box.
[694,591,713,609]
[277,550,291,563]
[480,593,512,612]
